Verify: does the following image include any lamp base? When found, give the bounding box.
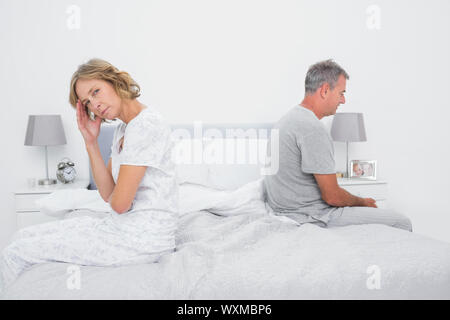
[38,178,57,185]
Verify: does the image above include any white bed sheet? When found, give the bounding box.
[2,207,450,300]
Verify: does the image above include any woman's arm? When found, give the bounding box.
[76,99,115,202]
[86,143,115,202]
[87,141,146,213]
[108,165,147,214]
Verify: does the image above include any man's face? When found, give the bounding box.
[75,78,122,120]
[325,74,347,115]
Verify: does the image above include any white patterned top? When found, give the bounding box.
[108,105,179,251]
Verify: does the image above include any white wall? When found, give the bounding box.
[1,0,449,249]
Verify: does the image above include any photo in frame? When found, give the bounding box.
[348,160,377,180]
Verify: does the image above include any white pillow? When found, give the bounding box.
[207,164,261,190]
[179,182,226,214]
[179,178,267,217]
[172,138,210,186]
[173,137,269,190]
[36,189,110,217]
[37,180,266,219]
[175,164,209,186]
[203,138,268,190]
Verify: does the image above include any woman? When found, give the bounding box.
[0,58,179,290]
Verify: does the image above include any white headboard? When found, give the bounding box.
[88,122,274,190]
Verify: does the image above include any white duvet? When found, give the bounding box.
[2,179,450,299]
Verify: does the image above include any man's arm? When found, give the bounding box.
[313,173,377,208]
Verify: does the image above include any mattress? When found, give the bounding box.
[2,208,450,300]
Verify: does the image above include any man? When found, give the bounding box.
[264,59,412,231]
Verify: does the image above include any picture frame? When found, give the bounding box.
[348,160,377,180]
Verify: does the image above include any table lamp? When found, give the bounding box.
[330,112,367,178]
[24,115,67,185]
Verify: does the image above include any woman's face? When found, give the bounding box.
[75,78,122,120]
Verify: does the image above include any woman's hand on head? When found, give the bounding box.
[76,99,101,146]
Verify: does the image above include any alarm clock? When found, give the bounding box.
[56,157,77,184]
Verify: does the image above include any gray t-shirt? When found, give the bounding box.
[264,105,343,225]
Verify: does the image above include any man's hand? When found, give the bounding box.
[314,174,379,208]
[362,197,377,208]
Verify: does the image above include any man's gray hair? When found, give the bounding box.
[304,59,349,95]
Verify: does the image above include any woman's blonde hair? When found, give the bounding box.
[69,58,141,123]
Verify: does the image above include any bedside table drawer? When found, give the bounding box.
[15,193,49,212]
[14,179,90,230]
[340,183,388,200]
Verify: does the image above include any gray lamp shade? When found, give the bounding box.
[330,112,367,142]
[24,115,67,146]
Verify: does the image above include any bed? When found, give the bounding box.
[1,122,450,300]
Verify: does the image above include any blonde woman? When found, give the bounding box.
[0,58,179,290]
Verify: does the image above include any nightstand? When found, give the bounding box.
[14,179,90,229]
[337,178,388,209]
